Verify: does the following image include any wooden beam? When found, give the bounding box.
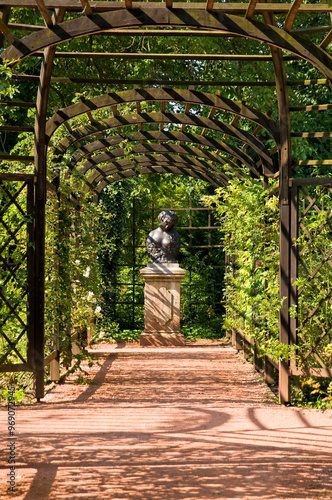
[33,51,300,61]
[12,74,329,87]
[125,0,132,9]
[0,16,16,43]
[206,0,214,13]
[290,103,332,111]
[165,0,172,9]
[80,0,93,16]
[0,154,34,161]
[46,88,279,142]
[284,0,304,33]
[0,100,35,107]
[320,29,332,50]
[35,0,53,27]
[245,0,259,20]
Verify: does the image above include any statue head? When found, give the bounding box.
[158,210,178,231]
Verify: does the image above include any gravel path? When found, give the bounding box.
[1,341,331,499]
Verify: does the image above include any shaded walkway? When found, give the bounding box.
[1,343,332,499]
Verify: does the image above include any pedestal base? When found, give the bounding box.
[140,332,185,347]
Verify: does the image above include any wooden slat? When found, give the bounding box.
[0,172,36,180]
[35,0,53,27]
[290,103,332,111]
[0,363,34,373]
[0,100,35,107]
[44,350,59,366]
[284,0,304,33]
[245,0,258,19]
[320,29,332,50]
[0,154,34,162]
[291,131,332,138]
[33,51,300,61]
[0,16,16,43]
[206,0,214,13]
[80,0,93,16]
[0,125,34,132]
[290,367,332,378]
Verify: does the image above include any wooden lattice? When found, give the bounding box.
[290,179,332,378]
[0,175,34,371]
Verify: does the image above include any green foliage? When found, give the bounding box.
[292,377,332,409]
[203,171,292,361]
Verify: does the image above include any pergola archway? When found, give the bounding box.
[1,1,332,401]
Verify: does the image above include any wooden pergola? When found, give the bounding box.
[0,0,332,402]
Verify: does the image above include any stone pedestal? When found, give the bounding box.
[140,263,186,347]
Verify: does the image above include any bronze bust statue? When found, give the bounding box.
[146,210,181,263]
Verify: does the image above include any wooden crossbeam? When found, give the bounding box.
[284,0,304,33]
[290,104,332,112]
[0,17,16,43]
[35,0,53,27]
[34,51,295,61]
[245,0,259,19]
[80,0,93,16]
[291,132,332,138]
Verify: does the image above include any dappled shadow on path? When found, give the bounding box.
[1,346,331,499]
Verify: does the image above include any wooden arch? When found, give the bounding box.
[2,9,332,83]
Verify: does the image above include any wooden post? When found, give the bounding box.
[33,9,65,401]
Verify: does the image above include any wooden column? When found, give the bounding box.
[261,5,292,402]
[271,46,292,403]
[33,9,65,400]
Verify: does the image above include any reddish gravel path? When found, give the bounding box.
[1,341,332,500]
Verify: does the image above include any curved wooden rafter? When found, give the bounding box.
[82,152,237,188]
[2,9,332,82]
[49,108,276,178]
[52,113,262,176]
[96,165,229,193]
[87,157,227,190]
[64,130,248,181]
[47,88,279,143]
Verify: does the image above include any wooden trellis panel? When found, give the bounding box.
[0,173,35,373]
[290,178,332,379]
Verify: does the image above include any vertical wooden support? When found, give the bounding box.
[268,25,292,402]
[27,177,35,367]
[253,345,263,371]
[289,183,298,373]
[264,356,275,384]
[33,9,65,401]
[279,202,290,402]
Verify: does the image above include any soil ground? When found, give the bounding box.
[1,340,332,499]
